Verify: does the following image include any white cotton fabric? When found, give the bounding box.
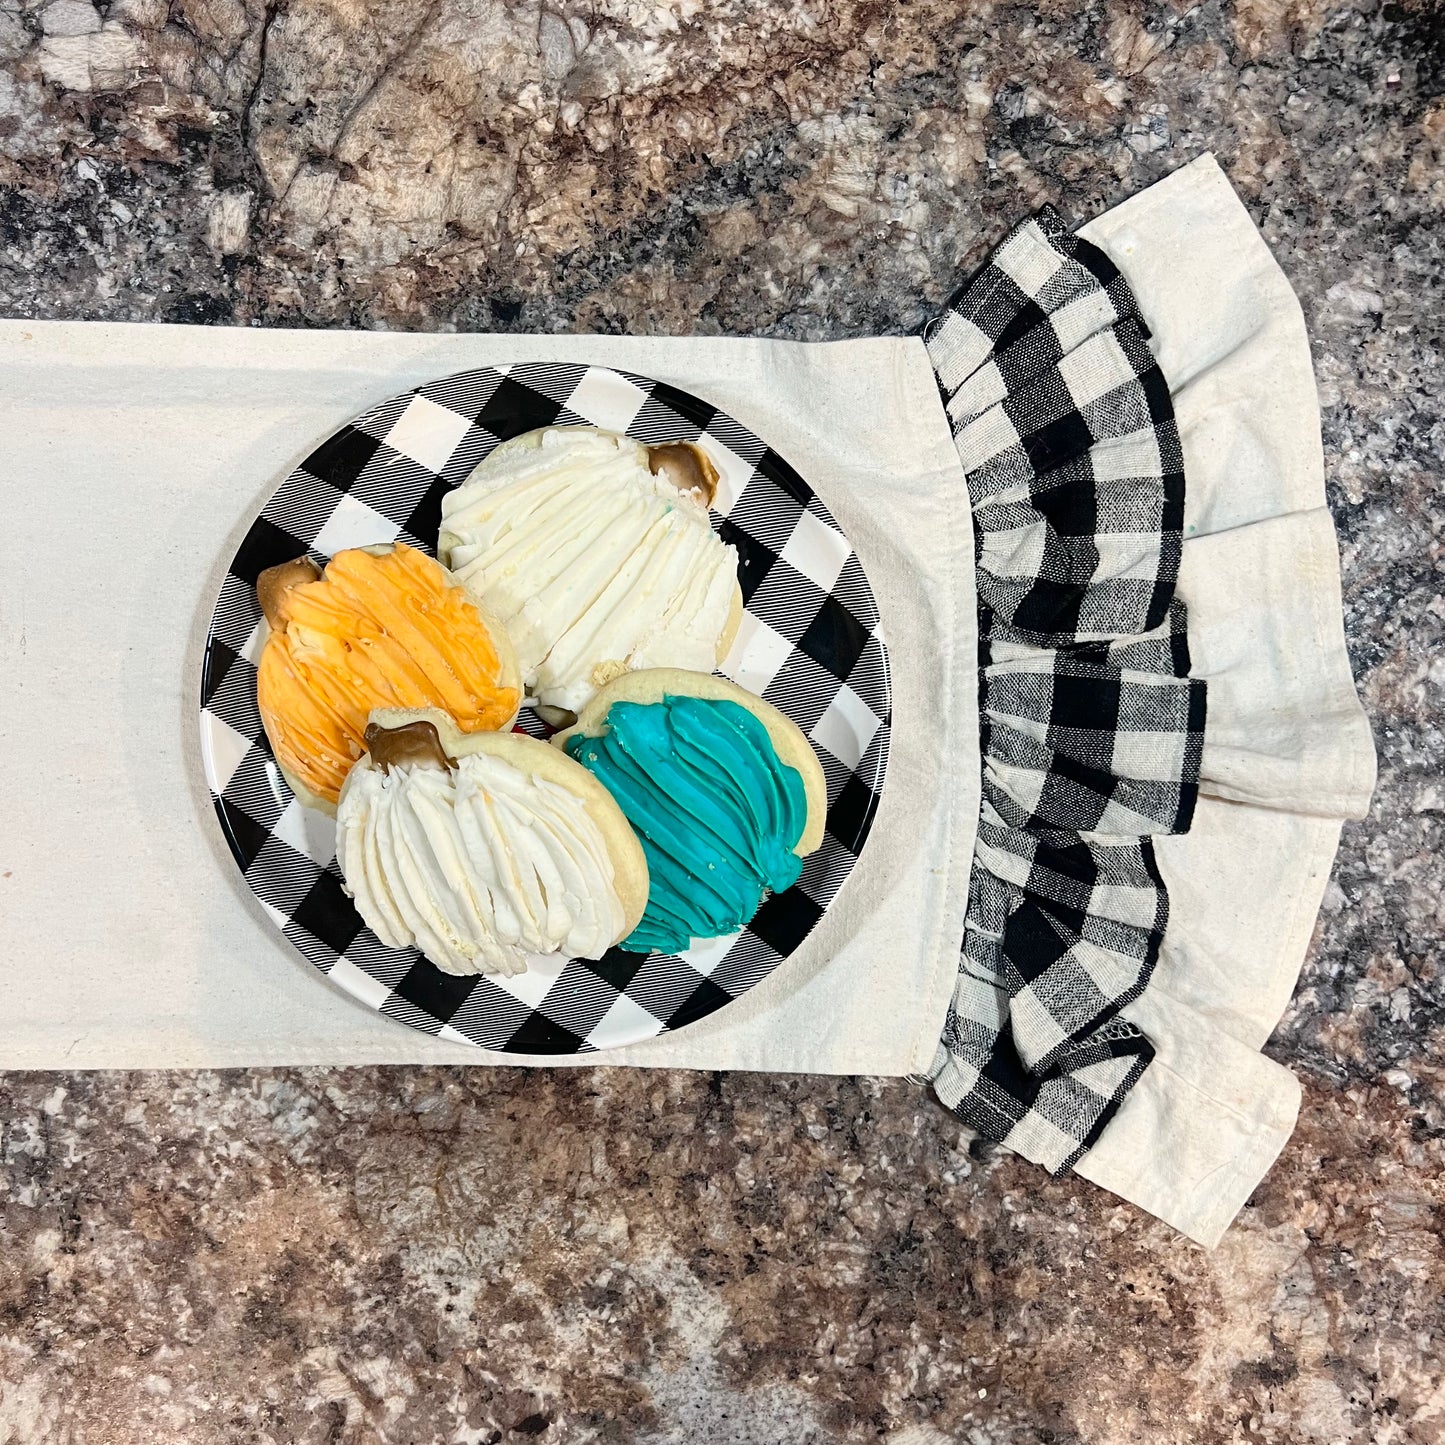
[1072,155,1375,1246]
[0,327,975,1079]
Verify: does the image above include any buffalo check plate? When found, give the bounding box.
[199,364,891,1053]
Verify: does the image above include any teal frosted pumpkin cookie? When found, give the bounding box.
[552,669,827,954]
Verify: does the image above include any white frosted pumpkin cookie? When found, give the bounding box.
[336,707,648,977]
[438,426,744,716]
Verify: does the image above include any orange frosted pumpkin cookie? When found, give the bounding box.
[255,544,521,811]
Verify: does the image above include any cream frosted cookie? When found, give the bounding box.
[336,708,648,977]
[554,669,827,955]
[438,426,744,716]
[256,544,521,812]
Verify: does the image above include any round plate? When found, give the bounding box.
[200,365,891,1053]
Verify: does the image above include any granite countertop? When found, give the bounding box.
[1,1,1442,1441]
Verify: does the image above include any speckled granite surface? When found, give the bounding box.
[1,1,1442,1441]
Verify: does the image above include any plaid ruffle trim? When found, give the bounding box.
[926,208,1207,1174]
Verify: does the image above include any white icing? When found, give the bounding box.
[336,754,626,977]
[439,427,738,711]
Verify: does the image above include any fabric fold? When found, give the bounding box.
[958,315,1184,642]
[927,158,1375,1240]
[1180,511,1376,816]
[926,209,1206,1173]
[926,207,1142,400]
[1066,153,1375,1246]
[982,636,1203,835]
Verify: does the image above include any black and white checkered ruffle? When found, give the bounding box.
[925,207,1207,1174]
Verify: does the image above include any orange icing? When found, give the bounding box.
[257,545,518,805]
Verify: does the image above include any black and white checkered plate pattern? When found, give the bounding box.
[199,365,891,1054]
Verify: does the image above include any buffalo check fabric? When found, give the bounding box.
[926,210,1207,1173]
[200,364,891,1055]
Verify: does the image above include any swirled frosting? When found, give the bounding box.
[337,753,627,976]
[439,428,739,712]
[564,695,808,953]
[256,545,518,805]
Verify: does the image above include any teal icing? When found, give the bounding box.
[564,695,808,954]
